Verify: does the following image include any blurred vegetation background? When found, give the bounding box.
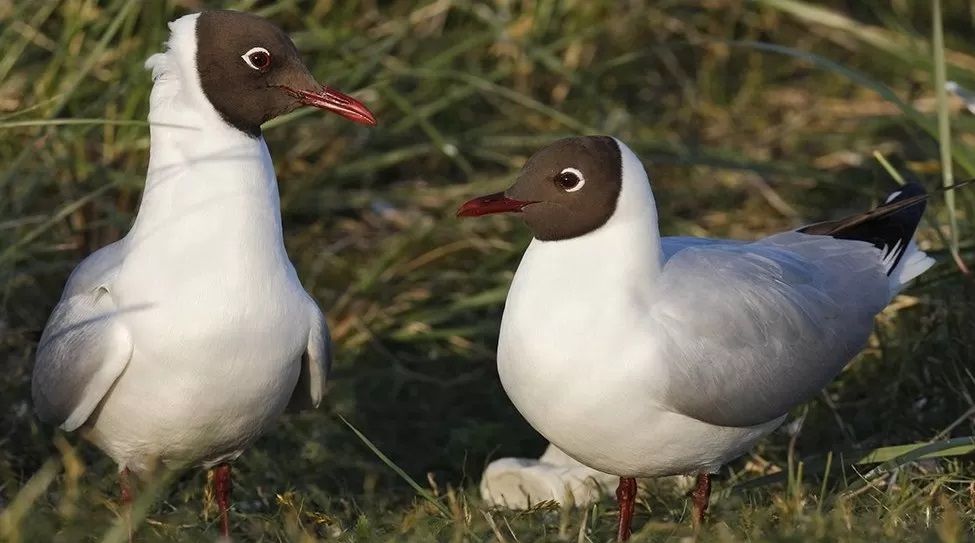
[1,0,974,541]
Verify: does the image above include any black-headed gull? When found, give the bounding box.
[31,10,375,538]
[458,136,940,540]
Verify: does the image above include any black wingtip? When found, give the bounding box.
[799,182,929,275]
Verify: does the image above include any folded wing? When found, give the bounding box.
[32,242,133,431]
[287,295,332,411]
[650,233,890,427]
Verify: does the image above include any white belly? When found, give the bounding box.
[87,352,301,474]
[498,347,783,476]
[497,290,783,478]
[85,269,309,474]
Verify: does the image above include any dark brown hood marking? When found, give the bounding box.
[504,136,623,241]
[195,10,323,137]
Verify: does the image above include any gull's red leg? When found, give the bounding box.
[615,477,637,541]
[213,463,233,538]
[119,467,134,543]
[691,472,711,530]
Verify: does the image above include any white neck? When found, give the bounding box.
[514,140,662,302]
[129,123,281,240]
[125,13,286,266]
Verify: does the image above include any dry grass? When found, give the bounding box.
[1,0,974,541]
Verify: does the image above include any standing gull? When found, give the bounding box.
[458,136,942,540]
[31,10,375,539]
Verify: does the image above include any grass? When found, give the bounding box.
[1,0,974,541]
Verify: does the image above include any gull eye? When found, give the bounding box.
[242,47,271,71]
[555,167,585,192]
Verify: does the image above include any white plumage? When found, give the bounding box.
[31,13,330,475]
[496,139,931,478]
[459,136,936,536]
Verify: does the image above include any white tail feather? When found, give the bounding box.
[888,240,935,298]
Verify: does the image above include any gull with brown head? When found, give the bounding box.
[459,135,943,540]
[31,10,376,539]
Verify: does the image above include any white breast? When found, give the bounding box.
[493,139,789,477]
[498,242,781,477]
[85,118,310,473]
[63,12,317,473]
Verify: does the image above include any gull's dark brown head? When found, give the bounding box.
[194,10,376,136]
[457,136,623,241]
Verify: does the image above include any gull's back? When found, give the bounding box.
[653,183,935,427]
[651,232,890,428]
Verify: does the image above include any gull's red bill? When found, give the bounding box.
[456,192,537,217]
[278,85,377,126]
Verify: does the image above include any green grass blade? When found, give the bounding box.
[730,436,975,495]
[0,119,187,130]
[338,414,451,517]
[933,0,963,269]
[0,459,60,540]
[728,40,975,176]
[758,0,975,72]
[0,1,60,84]
[873,152,906,186]
[0,182,116,265]
[47,0,140,118]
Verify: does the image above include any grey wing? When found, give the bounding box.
[650,232,890,427]
[287,296,332,411]
[660,236,745,262]
[32,242,132,431]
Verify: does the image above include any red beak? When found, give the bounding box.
[456,192,537,217]
[279,85,377,126]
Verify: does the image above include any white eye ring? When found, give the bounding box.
[558,167,586,192]
[241,47,271,71]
